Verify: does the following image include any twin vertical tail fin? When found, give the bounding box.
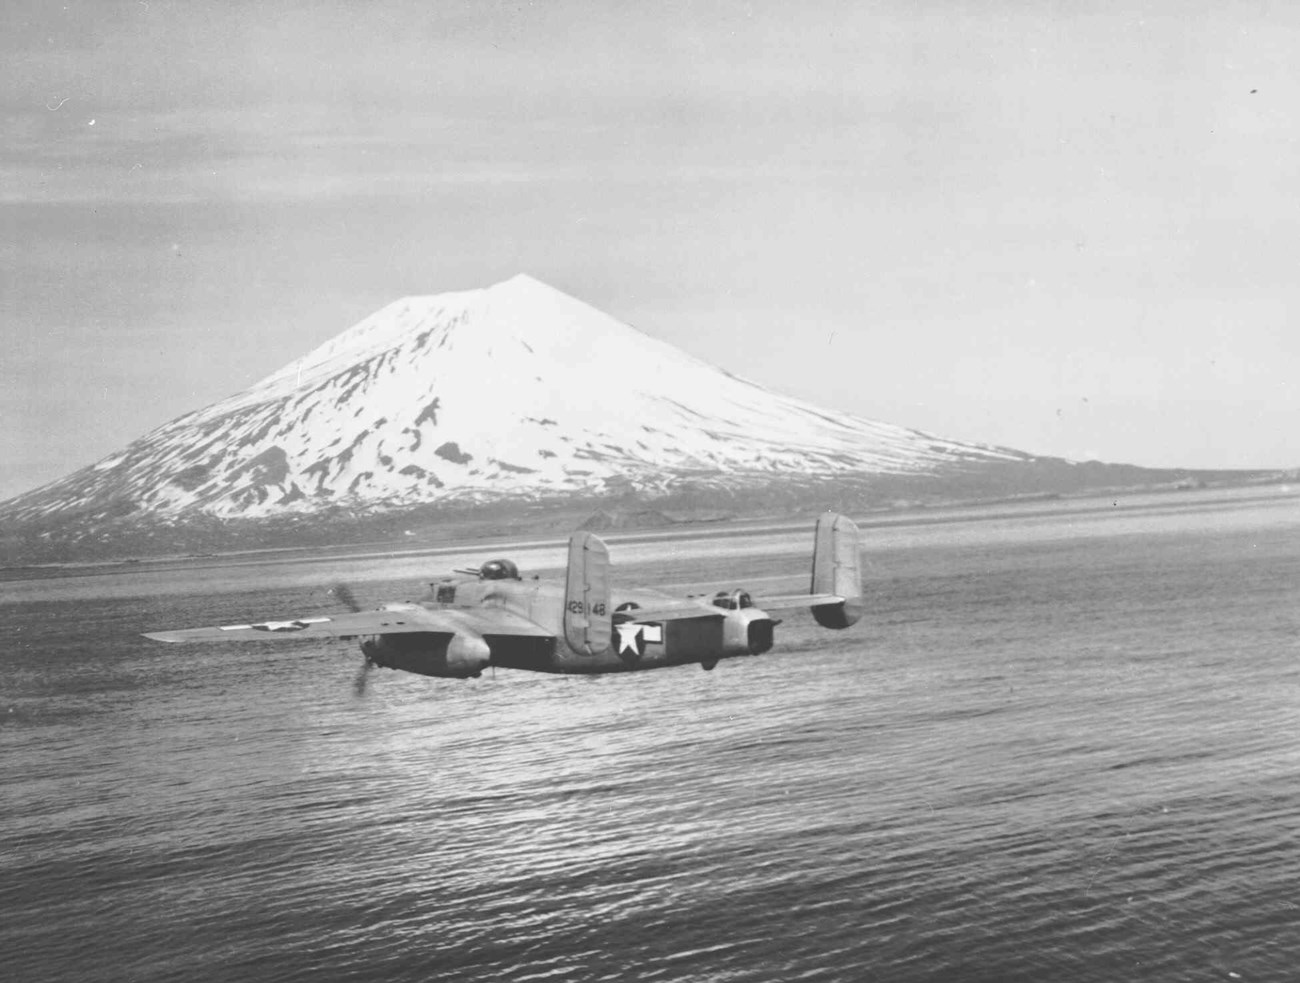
[810,512,863,629]
[564,531,612,655]
[562,516,858,654]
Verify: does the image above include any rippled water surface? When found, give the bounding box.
[3,489,1299,982]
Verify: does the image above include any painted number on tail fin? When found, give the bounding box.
[564,531,612,655]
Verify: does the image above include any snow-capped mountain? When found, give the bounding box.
[2,275,1032,524]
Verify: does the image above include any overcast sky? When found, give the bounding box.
[3,0,1297,502]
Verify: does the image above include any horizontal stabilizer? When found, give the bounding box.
[612,605,726,623]
[750,592,845,611]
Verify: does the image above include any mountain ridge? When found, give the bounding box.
[4,274,1281,564]
[1,275,1032,525]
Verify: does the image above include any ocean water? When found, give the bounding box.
[3,488,1299,982]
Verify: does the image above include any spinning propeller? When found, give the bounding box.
[328,584,374,696]
[329,583,362,613]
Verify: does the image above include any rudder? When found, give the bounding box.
[811,512,863,629]
[564,531,612,655]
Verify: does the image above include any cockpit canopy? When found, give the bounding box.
[712,589,753,611]
[479,558,520,581]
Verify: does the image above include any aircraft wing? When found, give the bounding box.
[144,606,552,643]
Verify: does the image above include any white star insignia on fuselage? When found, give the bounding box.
[615,622,642,655]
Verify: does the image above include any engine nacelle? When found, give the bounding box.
[721,608,777,656]
[360,630,491,679]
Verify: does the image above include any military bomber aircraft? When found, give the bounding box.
[144,513,863,681]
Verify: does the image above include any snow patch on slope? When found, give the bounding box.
[1,275,1031,522]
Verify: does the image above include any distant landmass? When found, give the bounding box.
[0,275,1282,562]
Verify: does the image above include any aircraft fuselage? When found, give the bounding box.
[360,578,774,676]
